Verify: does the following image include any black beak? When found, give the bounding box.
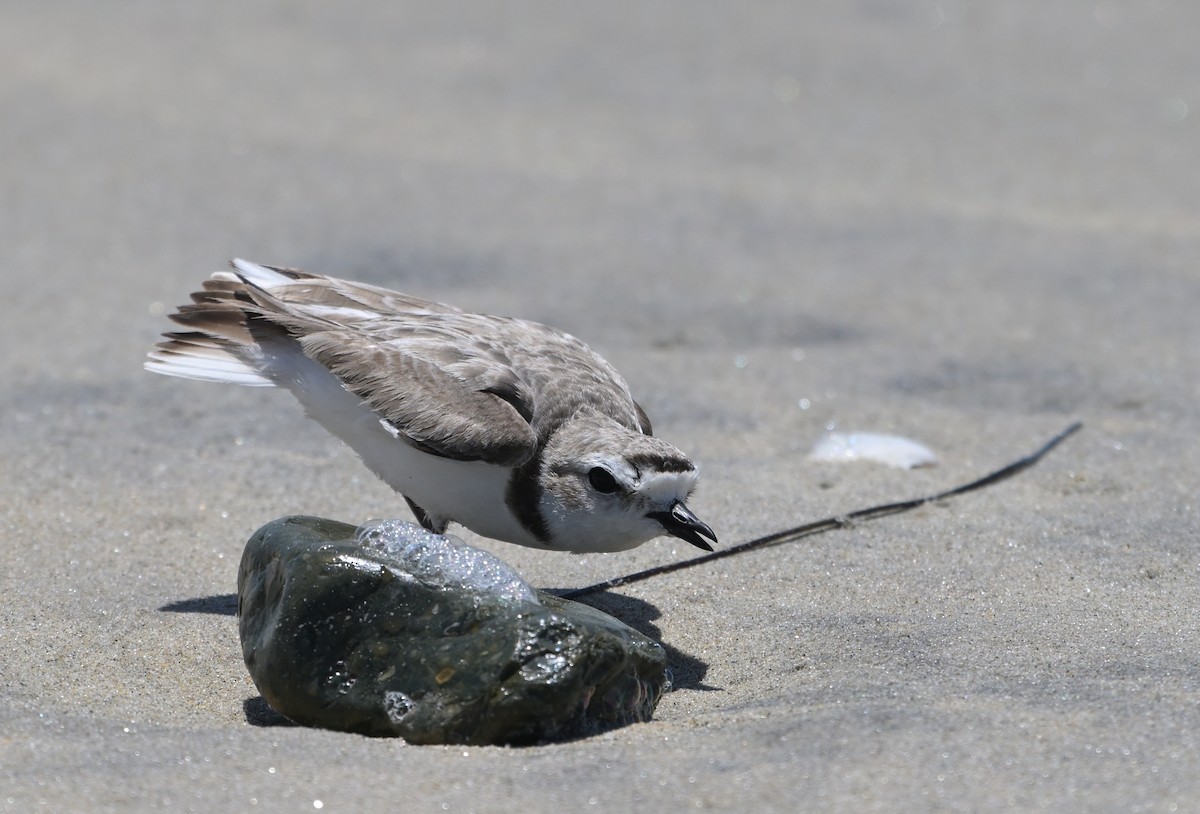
[648,501,718,552]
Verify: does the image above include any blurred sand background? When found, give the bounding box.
[3,2,1199,811]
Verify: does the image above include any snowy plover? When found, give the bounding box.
[146,260,717,554]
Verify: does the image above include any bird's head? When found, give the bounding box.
[536,412,718,553]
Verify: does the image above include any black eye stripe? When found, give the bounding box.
[587,467,620,494]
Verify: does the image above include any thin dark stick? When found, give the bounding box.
[561,421,1083,600]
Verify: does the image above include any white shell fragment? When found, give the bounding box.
[809,432,938,469]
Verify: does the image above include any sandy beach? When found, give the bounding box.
[3,2,1199,810]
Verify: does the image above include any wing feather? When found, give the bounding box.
[148,260,645,463]
[300,330,537,466]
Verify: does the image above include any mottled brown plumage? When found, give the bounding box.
[147,260,716,553]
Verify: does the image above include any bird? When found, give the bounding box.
[146,259,717,554]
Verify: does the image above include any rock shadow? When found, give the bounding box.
[158,594,238,615]
[549,590,718,692]
[243,696,295,728]
[159,591,716,690]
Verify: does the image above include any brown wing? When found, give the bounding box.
[157,262,635,465]
[300,330,537,466]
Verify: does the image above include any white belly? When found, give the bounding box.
[268,347,545,548]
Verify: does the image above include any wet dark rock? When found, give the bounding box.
[237,516,668,744]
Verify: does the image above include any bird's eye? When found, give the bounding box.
[587,467,620,494]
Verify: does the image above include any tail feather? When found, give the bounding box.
[230,258,312,288]
[146,258,427,387]
[170,304,257,341]
[190,276,246,303]
[145,263,292,387]
[145,335,272,386]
